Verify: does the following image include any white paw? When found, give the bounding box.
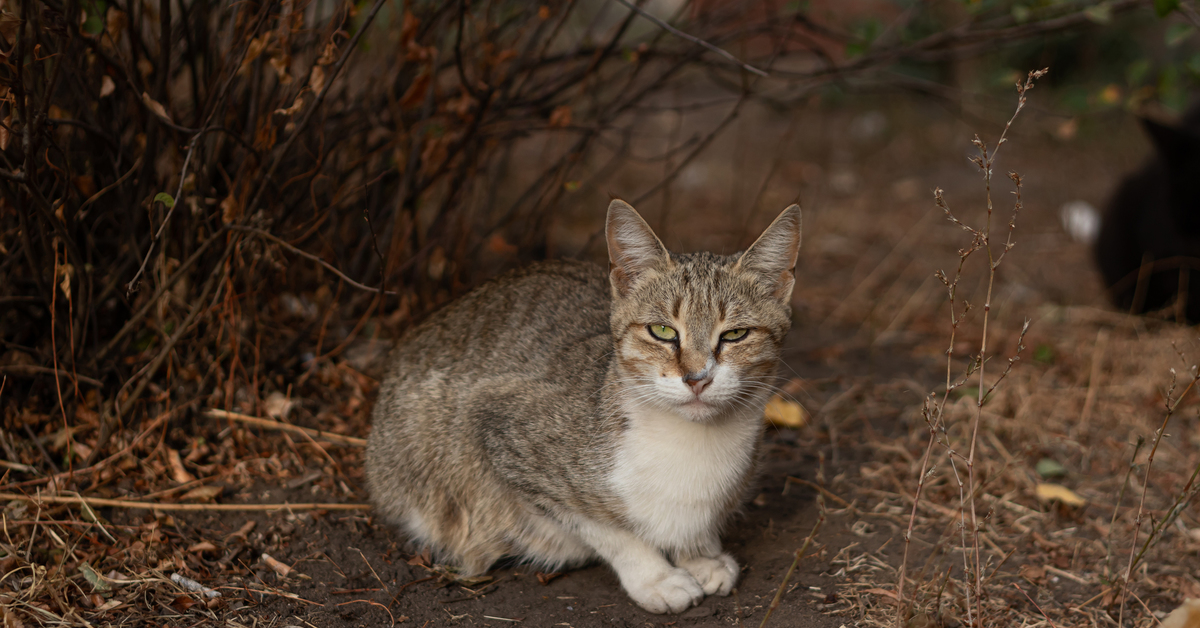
[626,567,704,614]
[677,553,739,596]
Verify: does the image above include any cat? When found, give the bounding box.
[366,200,801,614]
[1095,105,1200,323]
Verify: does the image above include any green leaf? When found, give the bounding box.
[1033,343,1054,365]
[80,563,111,592]
[1011,5,1031,23]
[82,14,104,35]
[1166,22,1194,47]
[1155,0,1180,17]
[1084,4,1112,24]
[1036,458,1067,479]
[1127,58,1152,86]
[154,192,175,208]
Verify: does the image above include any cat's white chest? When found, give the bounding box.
[610,406,760,550]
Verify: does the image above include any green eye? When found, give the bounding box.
[648,324,678,341]
[721,328,748,342]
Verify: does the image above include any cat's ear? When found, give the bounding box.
[737,205,802,301]
[1142,116,1200,163]
[606,199,670,296]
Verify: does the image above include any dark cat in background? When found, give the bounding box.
[1096,105,1200,323]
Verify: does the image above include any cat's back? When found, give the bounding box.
[387,259,611,386]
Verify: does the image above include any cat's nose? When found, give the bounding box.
[683,373,712,396]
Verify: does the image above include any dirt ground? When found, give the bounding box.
[11,90,1200,627]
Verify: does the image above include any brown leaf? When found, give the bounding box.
[180,485,222,502]
[167,449,194,483]
[2,605,26,628]
[105,8,126,40]
[74,175,97,198]
[308,65,326,95]
[399,72,431,109]
[269,54,293,84]
[188,541,219,553]
[99,75,115,98]
[317,40,338,66]
[1019,564,1046,585]
[274,94,305,117]
[538,5,551,19]
[862,588,900,605]
[486,234,518,256]
[239,33,272,76]
[141,92,173,124]
[548,105,572,128]
[0,114,10,151]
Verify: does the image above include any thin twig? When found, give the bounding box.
[204,408,367,446]
[611,0,768,77]
[0,492,370,512]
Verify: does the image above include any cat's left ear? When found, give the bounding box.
[736,205,802,301]
[606,199,671,297]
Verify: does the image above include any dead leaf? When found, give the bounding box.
[188,541,219,553]
[180,485,221,502]
[141,92,173,124]
[535,572,562,585]
[1163,599,1200,628]
[99,75,115,98]
[1019,564,1046,584]
[220,194,240,224]
[269,54,293,84]
[862,588,900,605]
[239,33,271,75]
[275,93,305,117]
[763,395,807,428]
[317,40,338,65]
[308,64,326,94]
[548,105,572,128]
[105,8,126,40]
[1034,483,1086,507]
[399,72,431,109]
[226,520,256,543]
[167,449,194,483]
[0,114,10,150]
[486,234,518,255]
[538,5,551,19]
[1,605,25,628]
[264,391,294,419]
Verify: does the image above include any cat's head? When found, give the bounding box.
[605,200,801,423]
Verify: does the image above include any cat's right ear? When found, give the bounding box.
[606,200,670,296]
[1142,116,1200,163]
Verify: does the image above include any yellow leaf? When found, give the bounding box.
[763,395,807,428]
[1035,483,1086,507]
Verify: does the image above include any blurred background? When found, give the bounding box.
[4,0,1196,431]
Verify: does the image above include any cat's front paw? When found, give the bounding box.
[677,553,739,596]
[626,567,703,614]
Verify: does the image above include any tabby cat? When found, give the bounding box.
[366,200,801,613]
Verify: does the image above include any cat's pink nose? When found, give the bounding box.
[684,374,712,396]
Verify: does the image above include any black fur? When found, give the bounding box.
[1095,106,1200,322]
